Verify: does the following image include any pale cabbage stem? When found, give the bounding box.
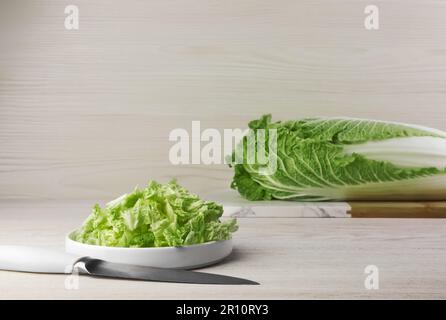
[343,136,446,169]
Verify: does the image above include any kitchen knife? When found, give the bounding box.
[0,246,258,285]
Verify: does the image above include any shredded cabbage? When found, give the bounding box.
[73,180,237,247]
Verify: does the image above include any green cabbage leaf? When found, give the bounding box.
[73,180,237,247]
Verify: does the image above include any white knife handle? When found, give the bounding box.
[0,246,81,274]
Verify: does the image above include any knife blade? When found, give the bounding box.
[77,257,258,285]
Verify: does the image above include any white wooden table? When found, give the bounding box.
[1,200,446,299]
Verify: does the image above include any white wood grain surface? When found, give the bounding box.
[0,201,445,299]
[2,1,446,199]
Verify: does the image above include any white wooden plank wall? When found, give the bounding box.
[1,0,446,200]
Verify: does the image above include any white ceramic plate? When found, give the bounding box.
[65,231,233,269]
